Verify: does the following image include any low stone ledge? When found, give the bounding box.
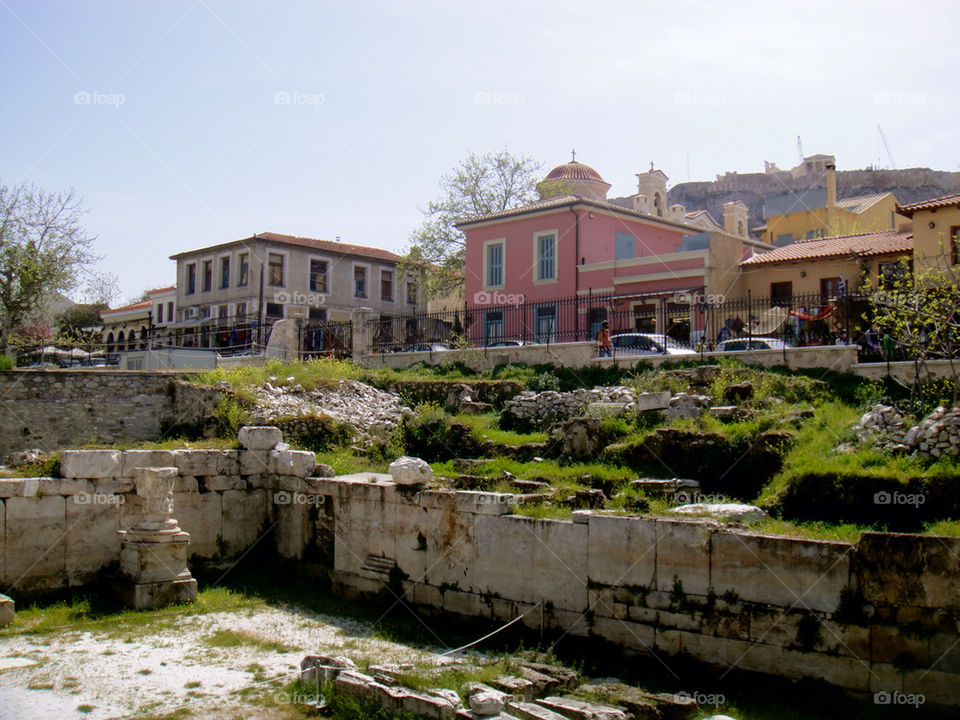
[60,449,121,478]
[173,449,223,477]
[120,450,176,477]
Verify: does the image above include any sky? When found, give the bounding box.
[2,0,958,303]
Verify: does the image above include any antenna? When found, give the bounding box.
[877,125,897,170]
[797,135,804,163]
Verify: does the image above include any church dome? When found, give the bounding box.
[539,157,611,201]
[544,161,606,184]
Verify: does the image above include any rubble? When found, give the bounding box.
[250,378,410,435]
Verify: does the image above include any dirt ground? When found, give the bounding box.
[0,604,443,720]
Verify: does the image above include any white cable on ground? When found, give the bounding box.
[439,600,543,657]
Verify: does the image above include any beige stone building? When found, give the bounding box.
[100,286,176,352]
[898,193,960,278]
[168,232,424,347]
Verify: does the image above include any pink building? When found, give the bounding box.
[459,159,768,345]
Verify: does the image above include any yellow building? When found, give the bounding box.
[759,163,909,245]
[898,193,960,277]
[736,229,913,303]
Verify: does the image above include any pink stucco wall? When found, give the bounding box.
[463,205,694,308]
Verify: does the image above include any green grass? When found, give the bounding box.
[0,586,259,637]
[203,629,299,653]
[513,502,573,520]
[453,412,548,445]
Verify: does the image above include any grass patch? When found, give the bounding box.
[454,412,548,445]
[204,629,299,653]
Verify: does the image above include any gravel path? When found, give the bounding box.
[0,605,440,720]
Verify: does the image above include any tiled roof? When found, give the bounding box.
[898,193,960,217]
[456,195,699,233]
[835,192,890,214]
[146,285,175,295]
[741,230,912,265]
[544,161,606,183]
[101,300,152,316]
[171,233,403,264]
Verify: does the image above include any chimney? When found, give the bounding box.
[825,162,837,207]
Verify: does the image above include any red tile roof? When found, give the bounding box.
[146,285,175,295]
[170,233,403,264]
[544,161,606,183]
[741,230,912,266]
[101,300,152,316]
[898,193,960,217]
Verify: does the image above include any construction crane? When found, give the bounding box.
[797,135,804,163]
[878,125,897,170]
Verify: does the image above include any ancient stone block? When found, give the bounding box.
[59,449,121,478]
[173,449,222,476]
[169,491,222,558]
[655,518,714,596]
[120,450,176,477]
[222,489,267,558]
[4,495,66,593]
[0,593,13,627]
[65,494,121,586]
[711,531,852,612]
[238,425,282,451]
[203,475,246,492]
[587,514,656,590]
[781,649,869,691]
[239,450,269,475]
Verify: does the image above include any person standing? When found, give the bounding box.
[597,321,612,357]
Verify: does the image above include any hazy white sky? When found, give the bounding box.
[2,0,957,301]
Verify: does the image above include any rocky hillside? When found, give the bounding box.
[663,166,960,232]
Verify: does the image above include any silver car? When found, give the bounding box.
[611,333,696,356]
[715,337,790,352]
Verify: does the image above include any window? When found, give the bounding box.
[220,257,230,289]
[486,242,503,287]
[806,229,824,240]
[186,263,196,294]
[202,260,212,292]
[406,280,417,305]
[265,302,283,318]
[952,227,960,266]
[484,310,504,341]
[218,305,228,321]
[381,269,394,302]
[238,253,249,287]
[167,302,173,322]
[820,277,844,302]
[776,233,794,245]
[310,259,328,292]
[537,234,555,281]
[770,281,793,305]
[534,304,557,343]
[309,307,327,320]
[236,302,246,319]
[615,232,635,260]
[354,265,368,298]
[155,304,163,323]
[268,253,284,286]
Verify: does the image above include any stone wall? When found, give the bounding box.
[0,441,322,596]
[361,343,859,374]
[324,478,960,708]
[0,371,225,457]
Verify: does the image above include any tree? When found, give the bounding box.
[0,182,98,354]
[56,302,107,341]
[864,242,960,405]
[405,150,544,299]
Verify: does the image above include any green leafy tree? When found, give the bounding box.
[405,150,544,299]
[863,241,960,405]
[0,182,98,354]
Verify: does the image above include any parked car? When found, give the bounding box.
[484,340,524,348]
[610,333,696,356]
[715,337,790,352]
[399,343,449,353]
